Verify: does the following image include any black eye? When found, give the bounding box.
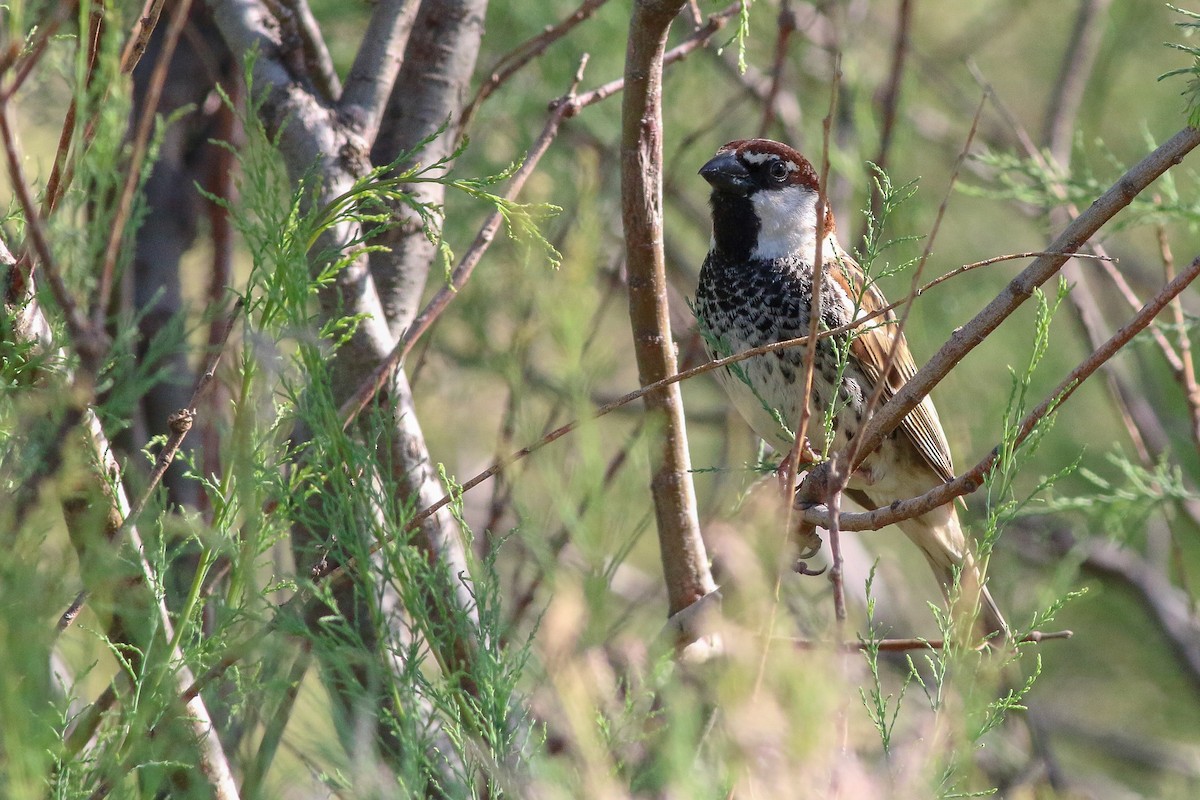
[768,160,789,182]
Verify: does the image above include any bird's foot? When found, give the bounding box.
[775,442,820,498]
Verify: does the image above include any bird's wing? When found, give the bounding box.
[829,253,957,484]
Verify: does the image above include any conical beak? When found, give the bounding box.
[699,151,752,196]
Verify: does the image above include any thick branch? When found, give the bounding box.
[621,0,716,616]
[369,0,488,335]
[336,0,419,142]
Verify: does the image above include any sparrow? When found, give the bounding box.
[693,138,1007,640]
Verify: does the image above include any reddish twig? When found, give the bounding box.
[119,0,169,74]
[460,0,611,133]
[801,254,1200,533]
[757,0,796,137]
[792,628,1073,652]
[1158,228,1200,448]
[864,0,913,231]
[43,0,170,216]
[94,0,194,327]
[570,3,743,108]
[838,125,1200,482]
[841,93,986,476]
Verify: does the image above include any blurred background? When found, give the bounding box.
[7,1,1200,797]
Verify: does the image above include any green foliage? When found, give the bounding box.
[981,278,1074,555]
[1160,5,1200,126]
[858,565,911,754]
[9,2,1200,799]
[1042,451,1200,538]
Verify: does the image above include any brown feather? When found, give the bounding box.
[829,253,957,484]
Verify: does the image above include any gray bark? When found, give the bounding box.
[370,0,489,336]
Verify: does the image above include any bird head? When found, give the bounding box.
[699,139,836,263]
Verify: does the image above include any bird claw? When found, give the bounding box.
[793,560,827,577]
[791,521,823,560]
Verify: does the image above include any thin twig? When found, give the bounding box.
[979,62,1200,517]
[460,0,611,133]
[865,0,913,230]
[94,0,195,328]
[841,92,986,475]
[785,52,840,510]
[55,299,243,633]
[971,62,1186,376]
[338,55,590,426]
[1158,227,1200,448]
[801,254,1200,533]
[570,3,743,108]
[791,629,1073,652]
[839,125,1200,481]
[119,0,169,73]
[757,0,796,137]
[43,0,172,216]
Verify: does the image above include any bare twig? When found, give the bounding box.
[838,125,1200,482]
[841,93,986,476]
[791,629,1073,652]
[981,61,1200,519]
[1158,228,1200,448]
[802,254,1200,533]
[120,0,169,73]
[785,51,840,509]
[460,0,611,132]
[758,0,796,137]
[865,0,913,229]
[43,0,176,216]
[94,0,195,327]
[571,3,743,108]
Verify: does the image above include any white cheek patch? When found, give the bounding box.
[749,185,820,262]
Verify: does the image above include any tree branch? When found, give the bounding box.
[336,0,419,142]
[620,0,716,617]
[839,125,1200,480]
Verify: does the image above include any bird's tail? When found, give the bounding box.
[898,506,1009,646]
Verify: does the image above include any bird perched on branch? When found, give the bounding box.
[693,138,1007,641]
